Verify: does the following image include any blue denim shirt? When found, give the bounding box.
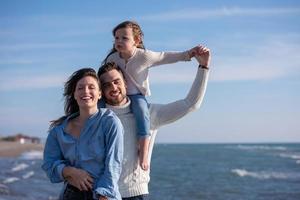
[42,109,124,200]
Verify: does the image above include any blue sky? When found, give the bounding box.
[0,0,299,143]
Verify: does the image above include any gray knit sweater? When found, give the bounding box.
[106,67,209,198]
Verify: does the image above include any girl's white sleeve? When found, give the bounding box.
[145,49,191,68]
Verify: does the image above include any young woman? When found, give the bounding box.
[42,68,123,200]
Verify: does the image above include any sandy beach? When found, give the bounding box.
[0,141,44,158]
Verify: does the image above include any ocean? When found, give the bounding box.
[0,143,299,200]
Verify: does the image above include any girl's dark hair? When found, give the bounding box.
[102,20,145,64]
[50,68,100,129]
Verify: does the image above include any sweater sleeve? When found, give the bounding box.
[150,67,209,129]
[145,49,191,68]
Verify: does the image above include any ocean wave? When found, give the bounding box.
[48,196,59,200]
[0,183,10,195]
[279,153,300,160]
[236,145,287,151]
[3,177,20,184]
[11,163,29,172]
[22,171,34,179]
[231,168,300,180]
[19,150,43,160]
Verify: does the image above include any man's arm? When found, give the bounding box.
[151,67,209,129]
[150,45,210,129]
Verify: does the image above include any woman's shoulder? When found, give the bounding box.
[99,108,122,127]
[49,113,77,134]
[48,121,65,136]
[99,108,119,120]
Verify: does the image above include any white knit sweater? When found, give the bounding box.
[106,48,191,96]
[106,67,209,198]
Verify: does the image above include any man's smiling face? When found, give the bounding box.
[100,69,128,106]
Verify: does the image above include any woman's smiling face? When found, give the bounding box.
[74,76,101,109]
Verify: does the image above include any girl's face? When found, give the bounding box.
[114,27,139,55]
[74,76,101,110]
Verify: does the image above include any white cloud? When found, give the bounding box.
[211,38,300,82]
[141,7,300,21]
[0,15,115,38]
[0,42,87,52]
[0,74,66,91]
[0,59,36,65]
[150,63,197,84]
[210,64,287,82]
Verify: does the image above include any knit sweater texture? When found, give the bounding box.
[106,48,191,96]
[106,67,209,198]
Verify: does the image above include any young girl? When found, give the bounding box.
[42,68,123,200]
[103,20,202,171]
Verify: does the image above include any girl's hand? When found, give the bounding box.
[188,46,199,58]
[63,167,94,191]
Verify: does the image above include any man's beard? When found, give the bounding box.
[104,94,127,106]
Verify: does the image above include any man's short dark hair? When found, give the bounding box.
[97,62,124,80]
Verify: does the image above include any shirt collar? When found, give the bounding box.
[105,98,131,115]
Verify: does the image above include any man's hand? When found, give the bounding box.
[63,167,94,191]
[194,45,211,68]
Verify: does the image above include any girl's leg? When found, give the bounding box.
[129,94,150,170]
[128,94,150,137]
